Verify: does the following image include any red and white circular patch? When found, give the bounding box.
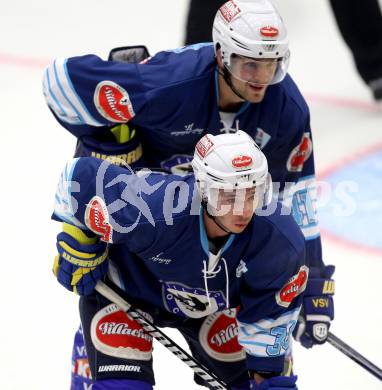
[199,309,245,362]
[276,265,309,308]
[91,304,153,361]
[85,196,112,243]
[94,81,135,123]
[232,155,253,169]
[260,26,279,38]
[286,132,313,172]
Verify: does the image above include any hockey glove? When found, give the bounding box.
[250,375,297,389]
[293,265,335,348]
[53,223,109,295]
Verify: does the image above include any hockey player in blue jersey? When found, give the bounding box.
[43,0,335,387]
[53,131,315,389]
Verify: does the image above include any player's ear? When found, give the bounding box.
[215,47,224,69]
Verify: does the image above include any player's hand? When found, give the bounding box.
[293,265,335,348]
[250,375,297,389]
[53,223,109,295]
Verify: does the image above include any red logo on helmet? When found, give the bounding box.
[276,265,309,308]
[91,304,153,360]
[232,155,253,169]
[199,309,245,362]
[287,132,313,172]
[219,1,241,23]
[196,135,214,158]
[94,81,135,123]
[85,196,112,243]
[260,26,279,38]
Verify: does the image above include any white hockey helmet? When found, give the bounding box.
[213,0,290,85]
[191,131,272,212]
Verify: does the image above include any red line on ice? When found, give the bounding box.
[305,92,382,112]
[0,52,50,68]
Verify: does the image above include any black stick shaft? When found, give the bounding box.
[327,332,382,381]
[95,281,228,389]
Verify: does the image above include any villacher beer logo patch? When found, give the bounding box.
[199,309,245,362]
[287,132,313,172]
[232,155,253,169]
[85,196,113,243]
[94,81,135,123]
[91,304,153,361]
[276,265,309,308]
[260,26,279,38]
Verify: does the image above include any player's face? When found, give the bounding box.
[214,188,258,233]
[228,56,278,103]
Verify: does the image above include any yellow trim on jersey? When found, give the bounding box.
[63,223,97,245]
[110,124,136,144]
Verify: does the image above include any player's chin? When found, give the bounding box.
[245,85,267,102]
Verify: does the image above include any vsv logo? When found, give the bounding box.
[312,298,329,308]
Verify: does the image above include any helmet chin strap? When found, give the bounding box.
[219,66,247,102]
[202,200,233,235]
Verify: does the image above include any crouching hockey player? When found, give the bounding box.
[52,131,318,389]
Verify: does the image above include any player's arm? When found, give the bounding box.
[42,55,148,135]
[53,157,170,245]
[52,157,168,295]
[236,231,306,389]
[43,49,149,168]
[270,100,335,348]
[284,118,336,348]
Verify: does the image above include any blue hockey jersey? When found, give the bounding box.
[43,43,322,270]
[54,157,307,373]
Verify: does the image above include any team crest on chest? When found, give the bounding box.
[162,281,227,318]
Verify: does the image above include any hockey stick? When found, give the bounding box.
[327,332,382,381]
[95,281,228,390]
